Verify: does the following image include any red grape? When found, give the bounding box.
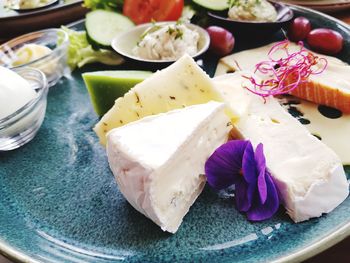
[206,26,235,56]
[307,28,344,55]
[288,17,311,42]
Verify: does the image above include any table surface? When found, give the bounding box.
[0,6,350,263]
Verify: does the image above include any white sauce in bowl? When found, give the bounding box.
[0,66,37,119]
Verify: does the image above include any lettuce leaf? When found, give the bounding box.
[83,0,124,11]
[60,26,123,70]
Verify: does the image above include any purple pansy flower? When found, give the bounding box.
[205,140,280,221]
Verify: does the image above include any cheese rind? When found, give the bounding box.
[95,54,230,145]
[214,73,349,222]
[107,101,231,233]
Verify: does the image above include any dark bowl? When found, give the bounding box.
[208,1,294,39]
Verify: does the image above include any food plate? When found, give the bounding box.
[0,5,349,263]
[9,0,59,12]
[0,0,86,42]
[274,0,350,12]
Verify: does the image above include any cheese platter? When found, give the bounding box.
[0,2,349,263]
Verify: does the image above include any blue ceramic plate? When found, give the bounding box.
[0,5,349,263]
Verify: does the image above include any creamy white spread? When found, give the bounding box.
[12,44,52,67]
[10,44,58,76]
[0,66,37,119]
[228,0,277,22]
[133,23,200,60]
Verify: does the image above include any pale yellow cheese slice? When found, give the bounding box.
[95,54,234,145]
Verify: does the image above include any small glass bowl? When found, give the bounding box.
[0,28,69,87]
[0,67,48,151]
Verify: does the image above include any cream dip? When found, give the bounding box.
[228,0,277,22]
[133,23,200,60]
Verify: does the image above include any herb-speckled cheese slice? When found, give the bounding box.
[94,54,231,145]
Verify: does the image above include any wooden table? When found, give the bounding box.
[0,6,349,263]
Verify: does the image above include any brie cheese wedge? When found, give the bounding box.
[107,101,231,233]
[215,73,349,222]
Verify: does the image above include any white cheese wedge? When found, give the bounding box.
[95,54,233,146]
[214,73,349,222]
[107,101,231,233]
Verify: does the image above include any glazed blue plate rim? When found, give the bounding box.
[1,219,350,263]
[1,4,350,263]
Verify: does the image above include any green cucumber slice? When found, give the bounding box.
[85,10,134,49]
[83,70,152,116]
[193,0,229,11]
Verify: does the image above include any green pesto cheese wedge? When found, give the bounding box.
[94,55,235,146]
[83,70,152,116]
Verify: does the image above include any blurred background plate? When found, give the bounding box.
[272,0,350,12]
[0,0,87,43]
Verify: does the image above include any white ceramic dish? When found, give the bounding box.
[8,0,59,12]
[111,22,210,64]
[274,0,350,12]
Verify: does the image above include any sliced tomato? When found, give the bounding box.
[123,0,184,25]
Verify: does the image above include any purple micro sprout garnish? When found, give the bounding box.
[244,40,328,98]
[205,140,280,221]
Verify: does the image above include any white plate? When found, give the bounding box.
[273,0,350,12]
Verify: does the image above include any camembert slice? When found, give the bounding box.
[215,73,349,222]
[107,101,231,233]
[95,54,231,145]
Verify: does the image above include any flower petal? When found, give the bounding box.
[205,140,249,190]
[235,179,248,211]
[242,141,257,184]
[246,171,280,221]
[235,179,256,212]
[255,143,267,204]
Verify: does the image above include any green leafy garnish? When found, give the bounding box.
[83,0,123,11]
[137,22,162,46]
[61,26,123,70]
